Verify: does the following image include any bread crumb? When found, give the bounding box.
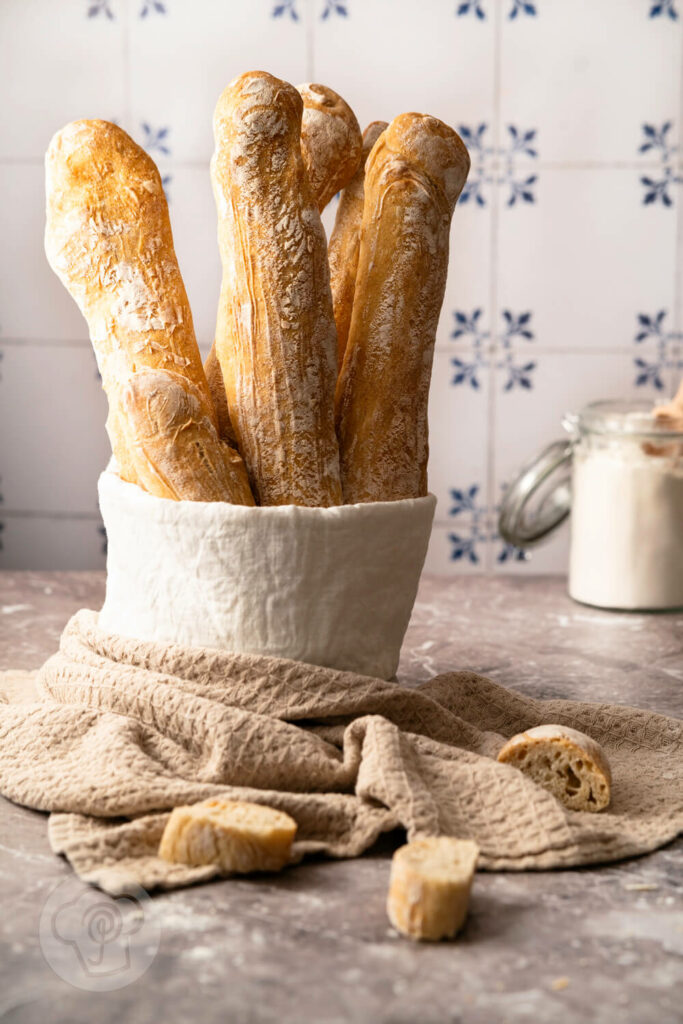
[623,882,659,891]
[551,977,570,991]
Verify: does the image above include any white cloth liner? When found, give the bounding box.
[98,470,436,679]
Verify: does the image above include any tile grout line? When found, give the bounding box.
[0,157,675,170]
[485,0,503,575]
[0,511,102,521]
[672,15,683,396]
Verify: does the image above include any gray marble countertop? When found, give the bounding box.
[0,572,681,1024]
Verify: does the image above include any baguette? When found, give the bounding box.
[204,343,237,446]
[497,724,612,812]
[122,368,254,503]
[159,798,297,873]
[44,120,234,490]
[211,71,342,507]
[335,113,470,503]
[387,837,479,941]
[328,120,387,367]
[297,83,362,211]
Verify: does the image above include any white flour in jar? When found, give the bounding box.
[569,439,683,610]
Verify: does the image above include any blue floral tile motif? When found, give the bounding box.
[639,123,681,206]
[87,0,115,17]
[161,174,172,202]
[459,125,537,208]
[139,1,166,16]
[633,311,682,390]
[321,0,348,18]
[456,1,536,19]
[649,0,678,18]
[272,0,300,20]
[456,1,486,16]
[451,309,537,391]
[141,123,171,156]
[448,485,530,564]
[508,0,537,17]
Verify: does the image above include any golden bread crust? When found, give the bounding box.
[211,71,342,507]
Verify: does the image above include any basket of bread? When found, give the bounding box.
[44,71,470,679]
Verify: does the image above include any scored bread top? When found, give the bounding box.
[44,119,215,426]
[297,82,363,210]
[365,112,471,212]
[211,71,341,506]
[335,111,470,502]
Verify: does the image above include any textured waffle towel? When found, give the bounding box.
[0,609,681,896]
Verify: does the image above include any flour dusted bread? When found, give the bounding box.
[44,120,228,488]
[122,368,254,503]
[387,837,479,942]
[497,724,612,812]
[159,798,297,873]
[204,344,236,445]
[335,113,470,503]
[211,71,341,507]
[297,83,362,211]
[328,120,387,367]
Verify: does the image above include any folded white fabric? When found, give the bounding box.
[98,470,436,679]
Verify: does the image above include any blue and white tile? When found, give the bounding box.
[0,343,109,514]
[500,0,682,164]
[437,188,493,341]
[0,165,89,341]
[0,0,125,160]
[0,516,106,571]
[497,168,677,351]
[158,166,222,354]
[313,0,496,139]
[493,350,664,492]
[128,0,309,164]
[423,525,489,577]
[428,348,490,519]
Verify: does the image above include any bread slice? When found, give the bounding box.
[387,837,479,941]
[497,724,611,812]
[158,798,297,874]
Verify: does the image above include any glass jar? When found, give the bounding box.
[499,400,683,611]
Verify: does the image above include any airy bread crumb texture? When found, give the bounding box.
[387,836,479,942]
[159,798,297,874]
[497,724,612,812]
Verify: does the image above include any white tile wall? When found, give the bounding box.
[1,0,681,574]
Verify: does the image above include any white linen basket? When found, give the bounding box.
[97,469,436,679]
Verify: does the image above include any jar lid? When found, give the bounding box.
[577,399,683,439]
[498,440,573,548]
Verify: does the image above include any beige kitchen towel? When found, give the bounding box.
[0,609,681,896]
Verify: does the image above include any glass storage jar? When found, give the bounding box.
[499,400,683,611]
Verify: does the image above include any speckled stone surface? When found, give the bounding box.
[0,572,681,1024]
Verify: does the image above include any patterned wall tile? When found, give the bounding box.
[428,349,490,521]
[128,0,309,163]
[0,516,106,571]
[494,350,666,491]
[0,0,126,160]
[0,343,109,514]
[500,0,682,163]
[497,168,677,351]
[312,0,496,138]
[0,165,90,341]
[158,167,222,354]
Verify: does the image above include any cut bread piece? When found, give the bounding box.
[387,837,479,942]
[158,798,297,874]
[497,724,612,812]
